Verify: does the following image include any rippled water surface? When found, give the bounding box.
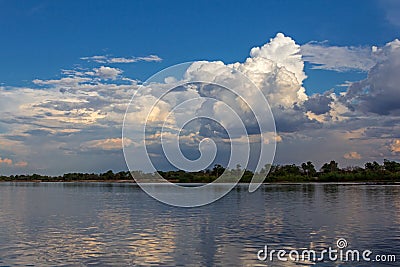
[0,183,399,266]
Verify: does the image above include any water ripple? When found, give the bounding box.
[0,183,399,266]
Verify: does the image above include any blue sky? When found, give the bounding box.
[0,0,400,175]
[1,0,397,91]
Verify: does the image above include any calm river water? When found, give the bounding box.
[0,183,399,266]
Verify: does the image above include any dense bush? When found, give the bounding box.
[1,159,400,183]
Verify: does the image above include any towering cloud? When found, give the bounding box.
[250,33,307,83]
[232,33,308,108]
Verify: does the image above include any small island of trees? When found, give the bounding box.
[1,159,400,184]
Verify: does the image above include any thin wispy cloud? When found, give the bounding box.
[301,42,376,72]
[81,138,135,151]
[379,0,400,27]
[80,54,162,64]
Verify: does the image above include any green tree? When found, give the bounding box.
[383,159,400,172]
[212,164,225,177]
[365,161,381,172]
[321,160,339,173]
[301,161,317,177]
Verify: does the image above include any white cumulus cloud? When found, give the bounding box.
[94,66,123,80]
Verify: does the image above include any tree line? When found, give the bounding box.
[1,159,400,183]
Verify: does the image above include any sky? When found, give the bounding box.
[0,0,400,175]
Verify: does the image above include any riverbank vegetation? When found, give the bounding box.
[1,159,400,183]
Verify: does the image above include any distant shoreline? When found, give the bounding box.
[1,180,399,185]
[2,159,400,184]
